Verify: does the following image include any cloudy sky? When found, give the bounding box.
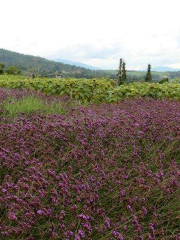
[1,0,180,70]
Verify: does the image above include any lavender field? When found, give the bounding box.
[1,88,180,239]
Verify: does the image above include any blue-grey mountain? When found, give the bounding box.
[53,58,101,70]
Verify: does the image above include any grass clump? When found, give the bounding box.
[3,96,65,117]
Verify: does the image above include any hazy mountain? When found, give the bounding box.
[53,58,101,70]
[147,66,180,72]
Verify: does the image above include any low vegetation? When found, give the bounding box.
[0,89,180,239]
[0,88,76,119]
[3,96,67,117]
[0,75,180,239]
[0,75,180,103]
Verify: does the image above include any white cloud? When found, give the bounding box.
[1,0,180,69]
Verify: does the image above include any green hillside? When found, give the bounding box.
[0,49,109,78]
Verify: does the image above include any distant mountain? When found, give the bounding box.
[145,66,180,72]
[53,58,101,70]
[0,48,95,74]
[0,49,113,78]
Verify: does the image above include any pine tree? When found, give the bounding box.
[117,58,123,85]
[117,59,127,85]
[122,61,127,83]
[145,64,152,82]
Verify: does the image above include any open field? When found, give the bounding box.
[0,78,180,239]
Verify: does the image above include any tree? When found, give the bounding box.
[0,62,5,75]
[117,58,126,85]
[6,66,21,75]
[122,61,127,83]
[145,64,152,82]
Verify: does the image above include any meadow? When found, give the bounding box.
[0,76,180,239]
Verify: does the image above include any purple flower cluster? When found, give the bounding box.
[0,88,71,104]
[0,95,180,239]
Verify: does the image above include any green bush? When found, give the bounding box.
[6,66,21,75]
[159,78,169,84]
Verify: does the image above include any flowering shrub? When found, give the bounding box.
[0,94,180,239]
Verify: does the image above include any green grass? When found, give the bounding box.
[3,96,65,117]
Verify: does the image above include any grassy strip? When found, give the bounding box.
[3,96,66,117]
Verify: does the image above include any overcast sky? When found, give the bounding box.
[1,0,180,70]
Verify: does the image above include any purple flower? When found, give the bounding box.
[105,217,111,228]
[112,230,124,240]
[8,212,17,221]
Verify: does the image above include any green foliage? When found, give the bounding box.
[4,96,65,117]
[0,75,180,103]
[159,77,169,84]
[4,97,44,116]
[0,62,21,75]
[0,62,5,69]
[117,59,127,85]
[0,62,5,75]
[106,82,180,102]
[6,66,21,75]
[45,101,66,115]
[173,77,180,83]
[122,61,127,83]
[0,76,115,103]
[117,58,123,85]
[145,64,152,82]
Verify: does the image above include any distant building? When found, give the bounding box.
[55,71,63,78]
[72,70,82,74]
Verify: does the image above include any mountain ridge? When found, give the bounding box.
[142,66,180,72]
[0,48,95,74]
[53,58,101,70]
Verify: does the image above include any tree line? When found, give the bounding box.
[0,63,21,75]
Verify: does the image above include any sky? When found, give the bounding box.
[1,0,180,70]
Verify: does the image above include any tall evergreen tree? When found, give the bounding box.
[117,59,127,85]
[122,61,127,83]
[145,64,152,82]
[117,58,123,85]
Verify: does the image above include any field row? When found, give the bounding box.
[0,75,180,102]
